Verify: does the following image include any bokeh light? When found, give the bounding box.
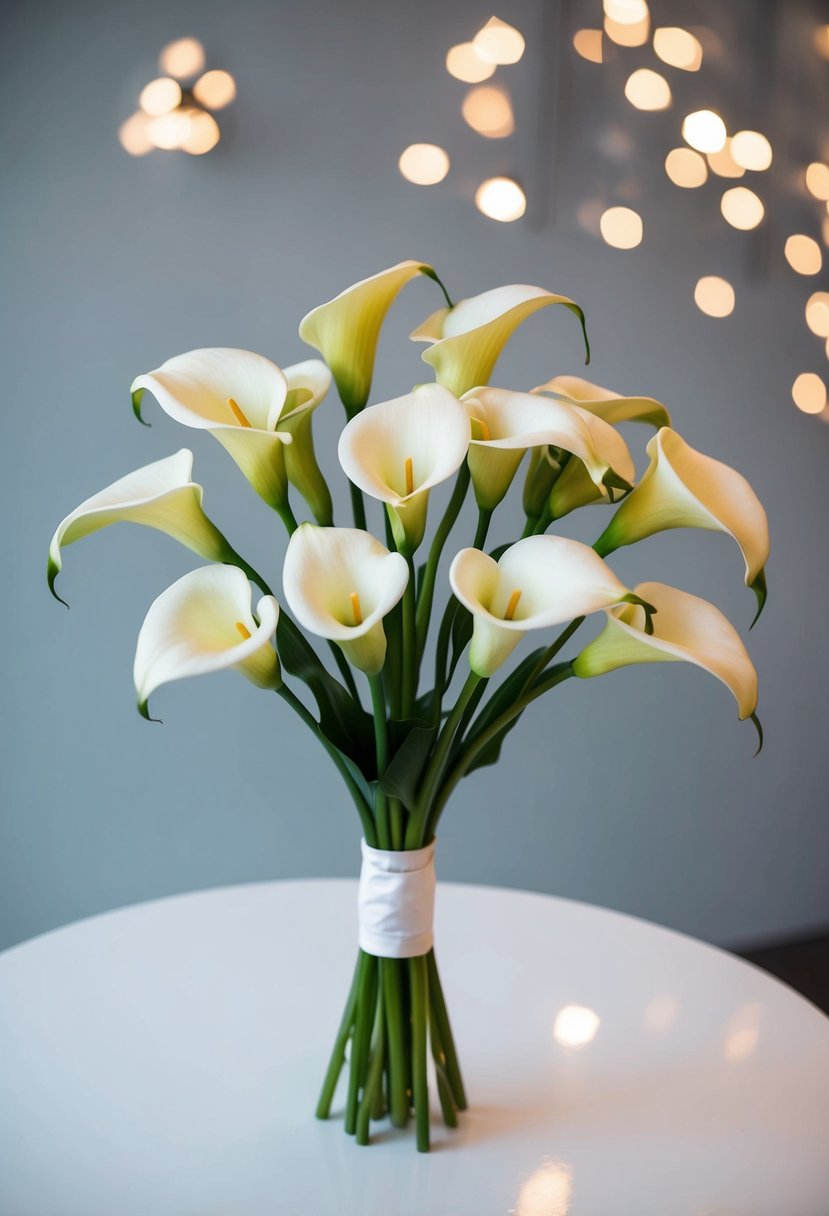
[147,109,192,150]
[600,206,643,249]
[445,42,495,82]
[806,162,829,201]
[792,372,826,414]
[515,1163,573,1216]
[159,37,205,80]
[180,109,221,155]
[665,147,707,187]
[604,14,649,46]
[694,276,735,317]
[139,77,182,117]
[473,16,525,65]
[118,112,153,157]
[805,292,829,337]
[475,177,526,222]
[461,86,514,138]
[720,186,764,230]
[604,0,648,23]
[398,143,450,185]
[813,25,829,60]
[553,1004,601,1047]
[682,110,726,153]
[624,68,671,111]
[707,139,744,178]
[193,69,236,110]
[730,130,772,171]
[785,234,822,274]
[653,26,702,70]
[573,29,603,63]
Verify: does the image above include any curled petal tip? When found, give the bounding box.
[137,699,163,724]
[750,711,764,756]
[47,560,70,608]
[749,570,767,629]
[132,387,151,427]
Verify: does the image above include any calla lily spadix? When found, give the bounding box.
[48,449,238,605]
[280,359,334,524]
[282,524,409,675]
[593,428,770,624]
[463,387,634,512]
[133,565,281,721]
[299,260,440,416]
[410,284,590,398]
[131,348,295,515]
[534,375,672,430]
[573,581,759,729]
[338,383,470,554]
[449,534,646,677]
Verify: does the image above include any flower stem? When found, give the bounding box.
[427,950,467,1109]
[345,951,378,1134]
[368,673,391,849]
[473,507,492,550]
[409,670,482,846]
[356,985,386,1145]
[315,954,361,1119]
[349,481,367,531]
[409,954,430,1152]
[415,464,470,659]
[277,499,300,534]
[382,958,409,1127]
[401,557,417,716]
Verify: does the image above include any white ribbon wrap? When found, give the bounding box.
[357,839,436,958]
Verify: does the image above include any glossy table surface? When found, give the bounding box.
[1,879,828,1215]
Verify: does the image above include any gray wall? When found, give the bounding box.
[2,0,827,952]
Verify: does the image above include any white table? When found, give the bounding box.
[1,880,828,1216]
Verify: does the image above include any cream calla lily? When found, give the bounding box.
[299,260,437,415]
[573,581,759,723]
[133,565,281,720]
[282,524,409,674]
[279,359,334,524]
[534,375,672,430]
[131,348,294,514]
[48,449,236,604]
[463,387,633,511]
[337,383,470,553]
[449,535,642,677]
[594,428,770,622]
[411,284,589,397]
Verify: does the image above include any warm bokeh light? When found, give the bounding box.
[604,14,649,46]
[785,234,823,274]
[604,0,649,24]
[720,186,764,230]
[193,69,236,110]
[823,214,829,247]
[730,130,773,171]
[147,110,192,151]
[118,111,153,157]
[805,292,829,337]
[643,994,680,1033]
[694,276,735,317]
[398,143,450,185]
[792,372,826,413]
[573,29,603,63]
[139,77,182,117]
[814,25,829,60]
[461,86,514,138]
[553,1004,601,1048]
[445,41,495,82]
[682,110,726,154]
[180,109,221,155]
[653,26,702,70]
[473,16,525,65]
[665,147,707,188]
[707,139,744,178]
[806,162,829,201]
[159,37,205,80]
[600,206,643,248]
[624,68,671,110]
[475,177,526,222]
[515,1163,573,1216]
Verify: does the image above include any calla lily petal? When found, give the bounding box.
[594,428,769,621]
[449,535,638,676]
[48,450,235,604]
[299,261,437,415]
[133,565,281,719]
[337,383,470,553]
[411,285,589,397]
[283,524,409,674]
[131,348,293,510]
[547,408,637,519]
[535,375,672,430]
[280,359,334,524]
[573,581,758,722]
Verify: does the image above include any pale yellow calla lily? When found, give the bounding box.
[134,565,281,720]
[299,260,437,415]
[449,535,641,677]
[282,524,409,674]
[573,581,759,723]
[411,284,589,397]
[337,383,470,553]
[594,428,770,622]
[131,348,294,515]
[48,449,236,604]
[280,359,334,524]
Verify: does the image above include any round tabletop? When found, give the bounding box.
[1,880,828,1216]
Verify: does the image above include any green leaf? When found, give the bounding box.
[446,603,473,687]
[380,720,438,810]
[462,647,547,775]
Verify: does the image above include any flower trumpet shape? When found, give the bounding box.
[338,383,470,553]
[134,565,281,720]
[593,429,769,623]
[463,387,633,511]
[131,348,294,514]
[411,284,589,398]
[48,449,236,605]
[449,535,643,677]
[282,524,409,674]
[299,260,437,416]
[572,581,759,726]
[280,359,334,524]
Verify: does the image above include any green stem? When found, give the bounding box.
[409,670,482,847]
[382,958,409,1127]
[473,507,492,550]
[345,952,378,1135]
[277,499,300,534]
[328,641,360,703]
[349,481,367,531]
[427,950,467,1110]
[368,673,390,850]
[401,557,417,717]
[520,515,538,538]
[532,502,553,534]
[315,955,360,1119]
[415,465,470,659]
[355,985,385,1145]
[409,954,430,1152]
[225,553,274,600]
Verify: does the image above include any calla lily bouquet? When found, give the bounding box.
[48,260,768,1153]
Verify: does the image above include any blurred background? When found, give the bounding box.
[2,0,827,965]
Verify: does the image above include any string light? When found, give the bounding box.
[118,112,153,157]
[694,276,735,317]
[181,109,221,155]
[624,69,671,111]
[159,38,205,79]
[473,16,525,65]
[603,0,649,24]
[720,187,764,230]
[785,235,822,274]
[573,29,603,63]
[121,43,235,158]
[665,147,707,188]
[682,110,727,154]
[461,86,515,138]
[805,163,829,201]
[653,27,702,70]
[139,78,182,117]
[445,41,495,82]
[600,206,643,249]
[792,373,826,414]
[475,177,526,222]
[730,130,772,171]
[604,14,649,47]
[805,293,829,337]
[707,139,744,178]
[193,70,236,110]
[398,144,450,185]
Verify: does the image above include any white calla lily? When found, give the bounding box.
[299,260,438,415]
[449,535,642,677]
[338,383,470,553]
[131,348,295,516]
[534,375,672,430]
[282,524,409,674]
[279,359,334,524]
[133,565,281,720]
[573,581,759,726]
[48,450,237,604]
[411,284,589,397]
[594,428,770,622]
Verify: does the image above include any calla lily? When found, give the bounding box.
[299,260,438,415]
[410,284,589,397]
[280,359,334,524]
[449,535,644,677]
[463,387,633,511]
[282,524,409,674]
[594,428,769,623]
[572,581,759,724]
[131,348,294,515]
[534,375,672,430]
[48,449,237,604]
[133,565,281,720]
[337,383,470,553]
